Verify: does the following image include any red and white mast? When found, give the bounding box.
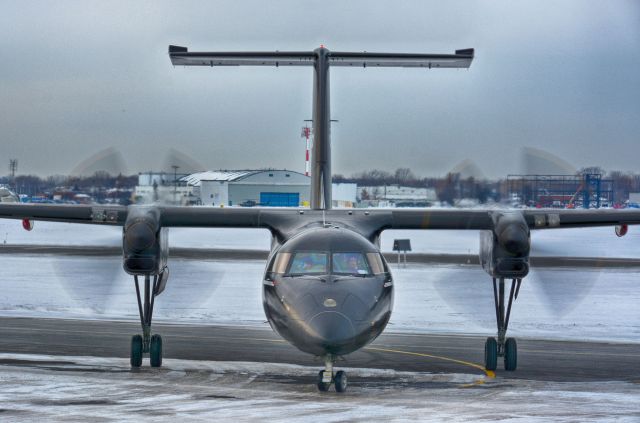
[301,123,312,177]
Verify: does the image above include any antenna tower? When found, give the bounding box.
[9,159,17,180]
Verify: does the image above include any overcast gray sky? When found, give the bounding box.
[1,0,639,178]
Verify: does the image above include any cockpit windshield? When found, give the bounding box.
[332,252,370,275]
[287,252,328,274]
[273,251,386,277]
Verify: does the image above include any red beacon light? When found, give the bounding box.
[22,218,34,231]
[615,224,628,237]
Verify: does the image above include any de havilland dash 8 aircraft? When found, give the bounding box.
[1,45,639,393]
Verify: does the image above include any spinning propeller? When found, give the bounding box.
[434,147,604,323]
[51,147,215,316]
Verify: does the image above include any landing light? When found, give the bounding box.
[323,298,337,308]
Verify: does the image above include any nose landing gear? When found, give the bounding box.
[485,277,521,372]
[317,355,348,393]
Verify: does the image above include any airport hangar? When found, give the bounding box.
[175,170,356,207]
[180,170,309,207]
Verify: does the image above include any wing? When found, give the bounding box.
[159,206,264,228]
[3,203,640,233]
[0,203,270,229]
[522,209,640,229]
[0,203,127,225]
[379,208,640,231]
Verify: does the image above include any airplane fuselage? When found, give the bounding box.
[262,225,394,357]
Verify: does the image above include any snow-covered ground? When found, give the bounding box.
[0,353,638,423]
[1,221,639,421]
[0,256,638,344]
[2,220,640,257]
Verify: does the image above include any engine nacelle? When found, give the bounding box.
[480,211,530,278]
[122,207,168,275]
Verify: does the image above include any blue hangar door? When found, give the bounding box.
[260,192,300,207]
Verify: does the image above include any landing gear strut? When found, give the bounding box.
[485,277,521,372]
[317,355,347,393]
[131,274,163,368]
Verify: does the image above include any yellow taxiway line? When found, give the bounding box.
[364,346,495,384]
[236,336,496,385]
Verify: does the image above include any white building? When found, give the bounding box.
[332,183,358,208]
[0,186,19,203]
[135,172,196,205]
[183,170,310,207]
[359,185,437,207]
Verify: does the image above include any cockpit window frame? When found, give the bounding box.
[366,253,386,275]
[271,252,292,274]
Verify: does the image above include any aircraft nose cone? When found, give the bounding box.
[308,312,356,349]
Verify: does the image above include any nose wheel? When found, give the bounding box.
[316,370,348,393]
[130,274,164,368]
[317,356,348,393]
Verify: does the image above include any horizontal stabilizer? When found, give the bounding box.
[169,46,474,69]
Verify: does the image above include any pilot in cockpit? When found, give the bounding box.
[302,258,314,271]
[346,256,360,272]
[335,253,368,275]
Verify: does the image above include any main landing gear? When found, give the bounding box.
[317,355,347,393]
[485,277,521,372]
[130,274,163,368]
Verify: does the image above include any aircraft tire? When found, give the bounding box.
[150,334,163,368]
[334,371,348,393]
[504,338,517,371]
[130,335,143,368]
[484,337,497,371]
[317,370,330,392]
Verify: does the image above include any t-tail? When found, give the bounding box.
[168,45,474,209]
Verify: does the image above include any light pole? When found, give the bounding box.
[172,165,179,205]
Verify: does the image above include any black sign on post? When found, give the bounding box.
[393,239,412,252]
[393,239,411,268]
